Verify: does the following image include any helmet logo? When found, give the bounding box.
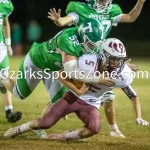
[82,22,93,33]
[109,42,124,54]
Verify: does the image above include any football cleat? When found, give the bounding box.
[33,129,47,139]
[110,129,125,138]
[6,110,22,123]
[4,126,21,138]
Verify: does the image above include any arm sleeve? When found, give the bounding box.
[67,12,79,25]
[112,14,123,26]
[111,4,123,26]
[122,85,137,99]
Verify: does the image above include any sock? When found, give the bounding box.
[19,122,32,133]
[109,123,119,131]
[64,129,81,140]
[5,105,13,111]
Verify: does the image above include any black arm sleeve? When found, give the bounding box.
[122,85,137,99]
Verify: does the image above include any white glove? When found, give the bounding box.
[136,118,149,126]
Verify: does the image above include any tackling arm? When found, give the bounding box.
[119,0,146,23]
[61,51,115,86]
[57,70,89,95]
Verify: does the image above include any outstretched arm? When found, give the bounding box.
[122,85,149,126]
[120,0,146,23]
[48,8,75,27]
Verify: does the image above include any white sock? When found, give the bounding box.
[109,123,119,131]
[5,105,13,111]
[64,129,81,140]
[19,122,32,133]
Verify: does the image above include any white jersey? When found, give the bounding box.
[71,54,133,108]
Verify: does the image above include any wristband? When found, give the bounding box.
[5,38,11,45]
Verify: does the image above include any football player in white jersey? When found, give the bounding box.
[4,38,148,140]
[47,0,146,137]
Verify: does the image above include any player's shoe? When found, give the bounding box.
[4,126,22,138]
[33,129,47,139]
[6,109,22,123]
[110,129,125,138]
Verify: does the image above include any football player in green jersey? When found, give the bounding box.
[0,18,111,137]
[0,0,22,123]
[48,0,146,137]
[1,18,105,99]
[48,0,146,39]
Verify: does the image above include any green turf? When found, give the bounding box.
[0,57,150,150]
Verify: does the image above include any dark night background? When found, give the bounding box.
[9,0,150,56]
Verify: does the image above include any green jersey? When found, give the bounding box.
[66,1,122,39]
[29,27,83,71]
[0,0,14,42]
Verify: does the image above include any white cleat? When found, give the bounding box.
[33,129,47,139]
[4,126,21,138]
[110,129,126,138]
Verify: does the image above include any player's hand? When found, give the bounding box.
[7,45,13,56]
[79,83,89,95]
[48,8,61,21]
[99,77,115,87]
[125,58,140,72]
[136,118,149,126]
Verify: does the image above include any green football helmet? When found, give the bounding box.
[86,0,112,13]
[77,18,104,54]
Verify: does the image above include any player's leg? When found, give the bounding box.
[42,77,68,117]
[46,95,101,141]
[103,91,125,138]
[1,53,42,99]
[74,104,101,139]
[4,91,73,138]
[0,43,22,122]
[33,75,68,138]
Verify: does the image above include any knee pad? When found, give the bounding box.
[102,92,115,103]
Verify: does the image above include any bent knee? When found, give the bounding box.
[38,117,56,129]
[88,121,101,134]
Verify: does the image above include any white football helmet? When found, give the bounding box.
[99,38,126,69]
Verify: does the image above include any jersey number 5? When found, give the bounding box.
[85,60,95,66]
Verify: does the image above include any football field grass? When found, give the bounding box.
[0,57,150,150]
